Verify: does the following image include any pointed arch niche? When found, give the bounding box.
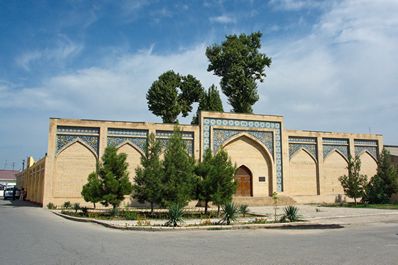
[116,142,144,184]
[54,141,97,198]
[358,151,377,179]
[223,134,273,196]
[289,148,318,195]
[322,150,348,195]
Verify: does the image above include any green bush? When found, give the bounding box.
[280,205,302,222]
[47,202,56,210]
[81,207,89,216]
[166,203,184,227]
[123,210,137,220]
[63,201,71,209]
[239,204,249,217]
[73,203,80,213]
[220,202,238,225]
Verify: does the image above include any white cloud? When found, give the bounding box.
[209,15,236,24]
[268,0,330,11]
[15,36,83,71]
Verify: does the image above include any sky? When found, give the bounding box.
[0,0,397,170]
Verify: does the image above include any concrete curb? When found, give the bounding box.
[52,211,343,232]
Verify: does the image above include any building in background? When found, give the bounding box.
[17,111,384,207]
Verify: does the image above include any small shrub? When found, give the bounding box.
[220,202,238,225]
[239,204,249,217]
[123,210,137,220]
[81,207,89,216]
[166,203,184,227]
[280,205,302,222]
[136,215,151,226]
[63,201,71,209]
[47,202,56,210]
[111,207,120,217]
[200,218,212,226]
[315,208,321,212]
[73,203,80,213]
[249,217,267,224]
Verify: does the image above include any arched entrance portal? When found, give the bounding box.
[235,165,253,196]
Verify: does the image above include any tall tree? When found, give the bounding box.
[195,149,214,214]
[81,172,102,209]
[209,149,236,215]
[366,149,398,203]
[147,70,203,123]
[98,146,133,211]
[161,127,196,207]
[206,32,271,113]
[132,133,163,214]
[192,84,224,124]
[338,156,368,206]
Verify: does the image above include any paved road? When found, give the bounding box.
[1,199,398,265]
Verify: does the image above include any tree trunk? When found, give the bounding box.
[217,205,220,216]
[354,197,357,206]
[93,202,96,209]
[150,202,154,215]
[204,200,208,215]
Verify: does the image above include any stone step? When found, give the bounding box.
[232,196,297,206]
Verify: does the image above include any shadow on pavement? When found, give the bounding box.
[0,198,41,208]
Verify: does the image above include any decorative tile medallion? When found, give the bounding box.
[202,117,283,192]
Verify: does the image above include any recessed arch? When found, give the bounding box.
[357,150,377,163]
[322,150,348,195]
[289,149,317,195]
[116,142,144,184]
[324,148,349,163]
[57,138,98,159]
[359,151,378,179]
[222,133,274,196]
[115,141,145,157]
[290,147,317,164]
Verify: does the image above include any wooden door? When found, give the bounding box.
[234,166,252,196]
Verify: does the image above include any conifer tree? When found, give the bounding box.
[161,127,196,207]
[366,149,398,203]
[132,133,163,214]
[195,149,214,214]
[81,172,102,209]
[98,146,133,211]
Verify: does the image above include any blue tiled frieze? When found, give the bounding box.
[156,130,194,139]
[288,137,316,143]
[57,126,99,135]
[354,139,377,146]
[108,128,147,137]
[157,138,194,156]
[107,137,147,153]
[202,117,283,192]
[323,145,349,160]
[57,135,99,155]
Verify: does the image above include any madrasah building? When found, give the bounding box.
[17,111,383,207]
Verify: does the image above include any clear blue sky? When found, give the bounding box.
[1,0,397,170]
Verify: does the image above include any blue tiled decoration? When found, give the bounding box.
[354,139,377,146]
[157,138,193,156]
[288,137,316,143]
[213,129,274,156]
[202,117,283,192]
[323,138,348,145]
[156,130,194,139]
[107,137,147,153]
[108,128,147,137]
[323,145,349,160]
[289,144,317,161]
[57,135,99,155]
[57,126,99,134]
[355,146,378,160]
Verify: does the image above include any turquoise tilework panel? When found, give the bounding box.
[355,146,378,160]
[57,126,99,134]
[107,137,147,153]
[108,128,147,137]
[56,135,99,155]
[289,143,317,161]
[202,117,283,192]
[323,145,349,160]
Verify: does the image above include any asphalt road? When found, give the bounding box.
[1,199,398,265]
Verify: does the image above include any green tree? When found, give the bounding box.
[210,149,236,215]
[132,133,163,214]
[192,85,224,124]
[338,156,368,206]
[146,70,203,123]
[206,31,271,113]
[366,149,398,203]
[81,172,102,209]
[161,127,196,207]
[195,149,214,214]
[98,146,133,211]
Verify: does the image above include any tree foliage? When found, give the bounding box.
[338,156,368,206]
[146,70,203,123]
[81,172,102,208]
[97,146,133,210]
[366,149,398,204]
[161,127,196,207]
[132,133,163,214]
[206,31,271,113]
[192,84,224,124]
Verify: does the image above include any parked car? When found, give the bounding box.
[0,184,4,197]
[3,187,20,200]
